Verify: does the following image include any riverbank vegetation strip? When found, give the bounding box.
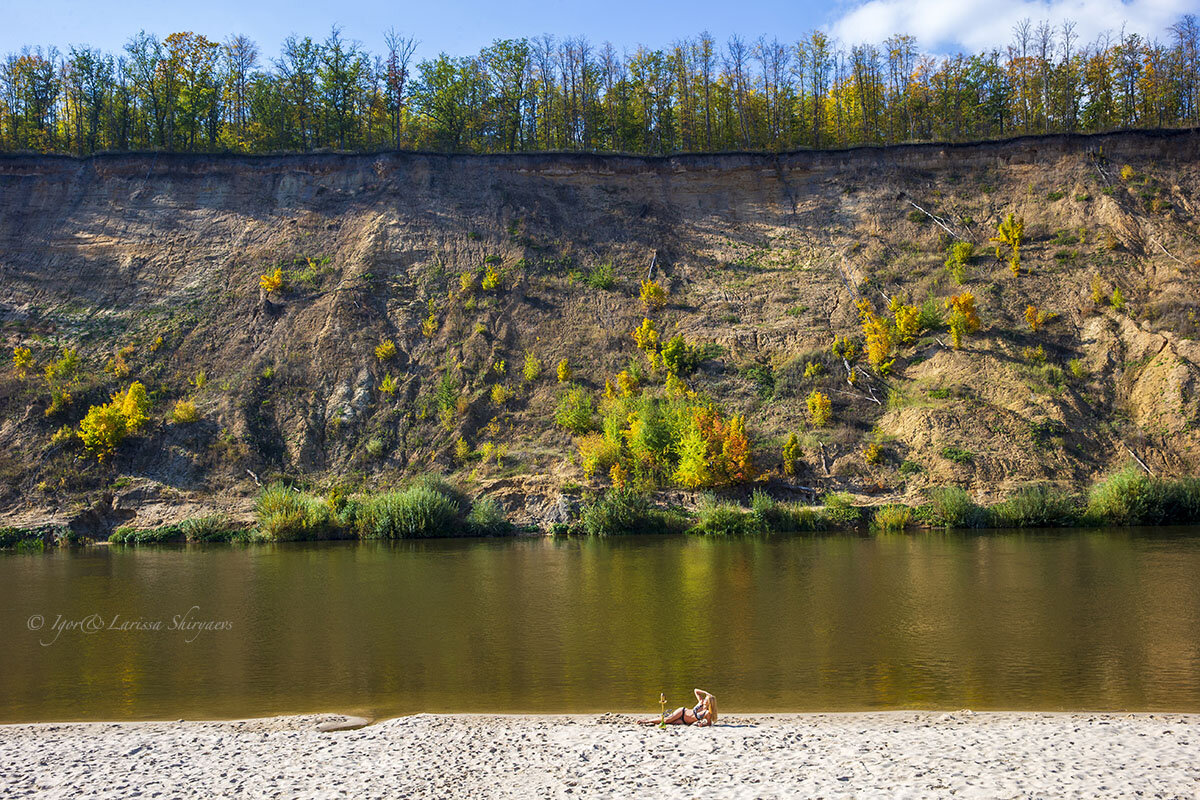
[4,465,1199,547]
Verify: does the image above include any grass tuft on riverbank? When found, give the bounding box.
[871,505,913,533]
[1086,467,1200,526]
[255,484,341,541]
[690,496,763,536]
[0,526,53,551]
[253,477,512,541]
[926,487,990,528]
[750,490,828,533]
[579,489,690,536]
[109,515,251,544]
[992,484,1080,528]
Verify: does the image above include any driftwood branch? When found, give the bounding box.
[1124,445,1153,475]
[246,469,263,487]
[838,356,883,405]
[1150,237,1187,266]
[829,388,882,406]
[646,253,657,282]
[840,357,888,402]
[1090,151,1114,185]
[906,200,965,241]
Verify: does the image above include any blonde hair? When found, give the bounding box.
[704,695,717,726]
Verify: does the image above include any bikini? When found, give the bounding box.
[659,701,706,723]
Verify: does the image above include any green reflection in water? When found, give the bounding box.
[1,530,1198,722]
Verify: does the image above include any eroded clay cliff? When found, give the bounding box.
[1,129,1198,529]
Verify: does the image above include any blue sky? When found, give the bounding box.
[0,0,1191,60]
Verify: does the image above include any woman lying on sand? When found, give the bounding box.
[639,689,717,727]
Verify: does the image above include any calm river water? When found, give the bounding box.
[2,530,1199,722]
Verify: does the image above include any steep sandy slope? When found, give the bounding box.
[1,130,1198,529]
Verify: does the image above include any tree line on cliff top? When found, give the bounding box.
[2,17,1199,156]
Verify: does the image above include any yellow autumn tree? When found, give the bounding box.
[990,213,1024,277]
[664,372,688,398]
[609,462,629,489]
[660,335,689,375]
[722,415,753,483]
[375,339,397,361]
[482,264,500,290]
[12,346,33,378]
[888,295,921,343]
[631,317,659,352]
[421,302,438,338]
[857,300,894,371]
[116,381,151,432]
[578,433,620,480]
[490,384,512,405]
[831,335,859,362]
[1024,304,1047,332]
[523,351,543,381]
[945,293,981,349]
[259,267,284,292]
[616,370,638,397]
[639,279,667,311]
[78,403,128,460]
[806,390,832,426]
[171,399,200,424]
[77,381,151,460]
[944,241,974,284]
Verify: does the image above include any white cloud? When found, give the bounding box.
[827,0,1193,52]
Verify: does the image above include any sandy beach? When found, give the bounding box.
[1,711,1198,798]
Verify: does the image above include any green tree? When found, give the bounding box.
[481,38,531,151]
[64,46,114,153]
[123,32,167,147]
[165,32,221,149]
[278,35,322,149]
[411,54,488,149]
[318,27,367,149]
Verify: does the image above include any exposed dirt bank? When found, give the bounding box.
[2,129,1198,532]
